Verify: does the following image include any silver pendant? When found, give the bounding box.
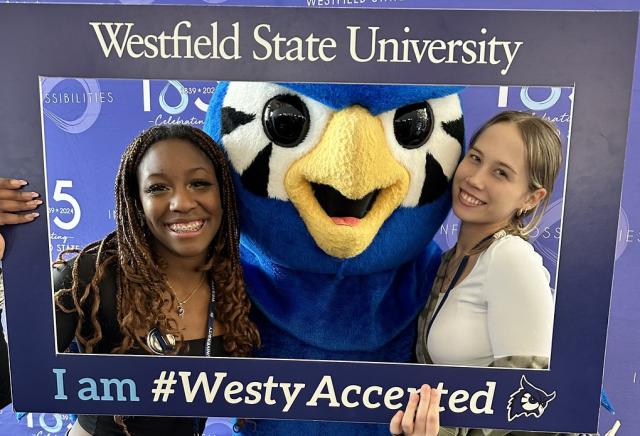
[146,328,176,355]
[177,303,185,318]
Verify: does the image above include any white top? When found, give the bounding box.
[427,235,554,367]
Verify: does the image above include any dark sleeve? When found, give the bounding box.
[53,257,85,353]
[0,309,11,408]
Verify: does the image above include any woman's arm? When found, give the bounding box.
[484,238,554,365]
[0,177,41,260]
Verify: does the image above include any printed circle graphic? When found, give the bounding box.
[160,80,189,115]
[615,207,629,261]
[520,87,562,111]
[206,419,235,435]
[38,414,63,433]
[530,198,562,266]
[195,97,209,113]
[41,78,102,134]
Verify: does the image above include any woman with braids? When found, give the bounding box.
[54,124,260,436]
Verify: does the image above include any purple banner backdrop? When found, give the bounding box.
[41,82,572,282]
[42,78,213,261]
[0,1,637,435]
[35,81,572,436]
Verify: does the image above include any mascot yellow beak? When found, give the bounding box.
[285,106,410,259]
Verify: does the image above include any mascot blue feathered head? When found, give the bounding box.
[204,82,464,275]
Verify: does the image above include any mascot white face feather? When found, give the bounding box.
[205,81,464,273]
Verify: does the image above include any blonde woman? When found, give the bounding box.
[391,111,564,436]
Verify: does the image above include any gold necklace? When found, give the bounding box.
[167,274,205,318]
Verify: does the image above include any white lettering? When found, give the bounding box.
[178,371,226,403]
[347,25,523,75]
[90,20,240,60]
[306,376,340,407]
[253,24,273,60]
[470,382,496,414]
[384,387,405,410]
[341,385,361,408]
[362,385,383,409]
[224,381,244,404]
[448,389,469,413]
[89,22,134,58]
[244,381,263,405]
[281,382,306,412]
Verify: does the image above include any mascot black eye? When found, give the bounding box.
[393,102,434,149]
[262,94,310,148]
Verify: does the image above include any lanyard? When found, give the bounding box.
[195,277,216,434]
[425,254,469,341]
[203,277,216,358]
[425,233,498,341]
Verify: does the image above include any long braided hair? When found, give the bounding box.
[55,125,260,358]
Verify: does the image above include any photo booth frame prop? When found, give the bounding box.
[0,5,636,433]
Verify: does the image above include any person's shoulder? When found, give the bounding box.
[482,234,545,276]
[54,247,100,272]
[487,234,540,262]
[52,247,101,289]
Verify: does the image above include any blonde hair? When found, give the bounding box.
[468,111,563,238]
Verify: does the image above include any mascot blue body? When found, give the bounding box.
[204,82,464,434]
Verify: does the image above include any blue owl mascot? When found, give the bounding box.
[204,82,464,434]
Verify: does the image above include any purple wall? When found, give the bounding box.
[1,1,637,435]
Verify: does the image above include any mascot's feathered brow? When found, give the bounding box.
[204,82,464,435]
[507,375,557,422]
